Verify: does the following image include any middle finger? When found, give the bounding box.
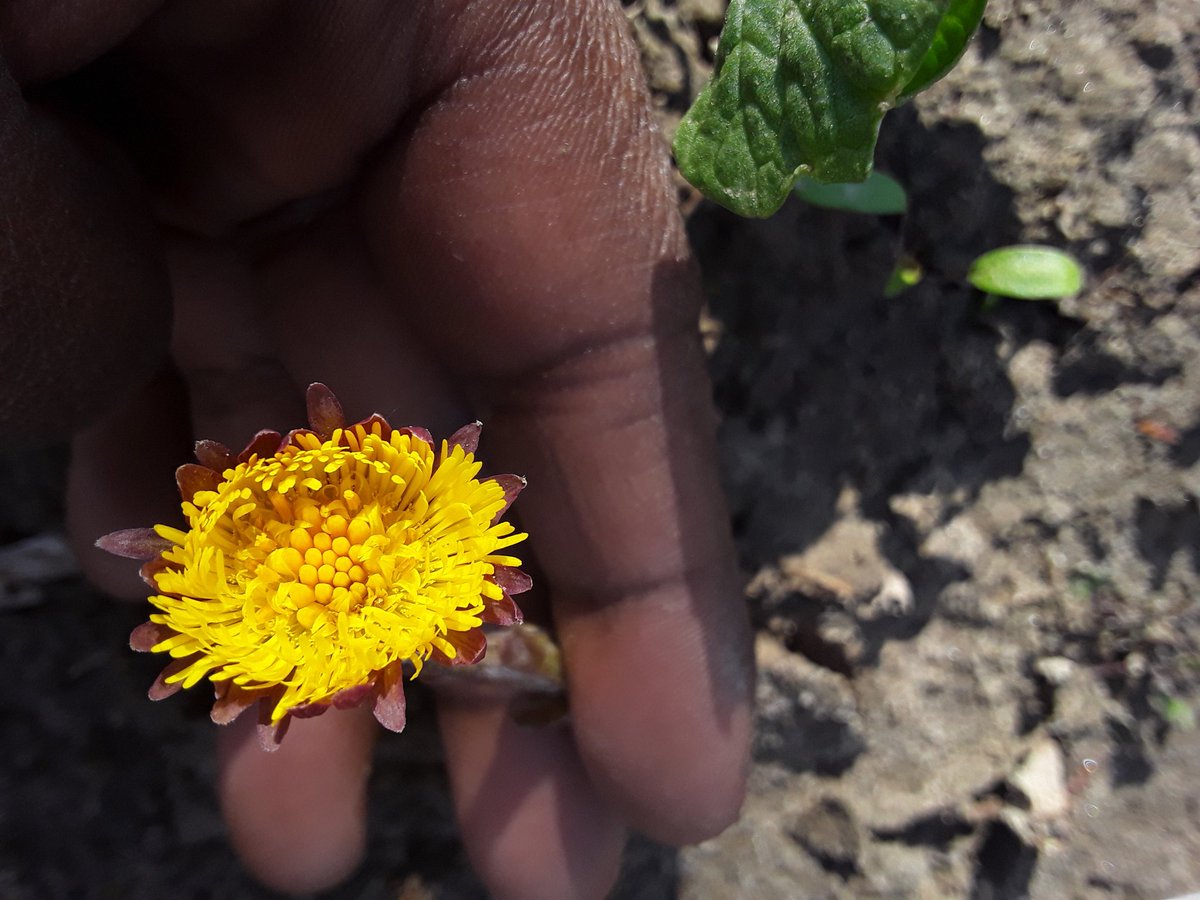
[252,213,627,897]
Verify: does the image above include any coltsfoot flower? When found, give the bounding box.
[99,384,529,748]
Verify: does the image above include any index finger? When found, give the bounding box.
[364,0,752,843]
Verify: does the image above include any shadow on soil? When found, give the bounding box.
[692,109,1081,665]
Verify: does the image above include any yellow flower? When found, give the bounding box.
[99,385,530,748]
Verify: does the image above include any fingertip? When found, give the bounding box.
[590,711,750,847]
[439,700,626,900]
[562,582,754,847]
[602,738,749,848]
[600,739,749,847]
[218,705,375,894]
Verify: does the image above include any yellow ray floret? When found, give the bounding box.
[145,425,525,721]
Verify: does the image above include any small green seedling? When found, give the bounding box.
[1157,695,1196,731]
[967,245,1084,300]
[884,257,925,297]
[674,0,987,217]
[1068,570,1108,602]
[794,170,908,215]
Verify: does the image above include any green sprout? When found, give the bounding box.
[967,245,1084,301]
[671,1,1089,310]
[1156,695,1196,731]
[884,257,925,296]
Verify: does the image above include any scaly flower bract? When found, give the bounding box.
[99,384,530,748]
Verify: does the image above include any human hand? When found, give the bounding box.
[2,2,753,896]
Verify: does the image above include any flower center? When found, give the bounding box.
[265,512,380,630]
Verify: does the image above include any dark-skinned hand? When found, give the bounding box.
[0,3,753,896]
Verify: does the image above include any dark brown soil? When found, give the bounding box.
[3,0,1200,897]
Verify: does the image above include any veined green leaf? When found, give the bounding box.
[674,0,950,218]
[795,170,908,214]
[967,245,1083,300]
[898,0,987,101]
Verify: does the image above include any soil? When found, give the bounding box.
[3,0,1200,897]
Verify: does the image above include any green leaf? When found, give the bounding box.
[674,0,950,218]
[795,170,908,214]
[884,257,924,296]
[967,245,1084,300]
[898,0,987,102]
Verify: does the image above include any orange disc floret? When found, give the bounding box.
[99,384,529,749]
